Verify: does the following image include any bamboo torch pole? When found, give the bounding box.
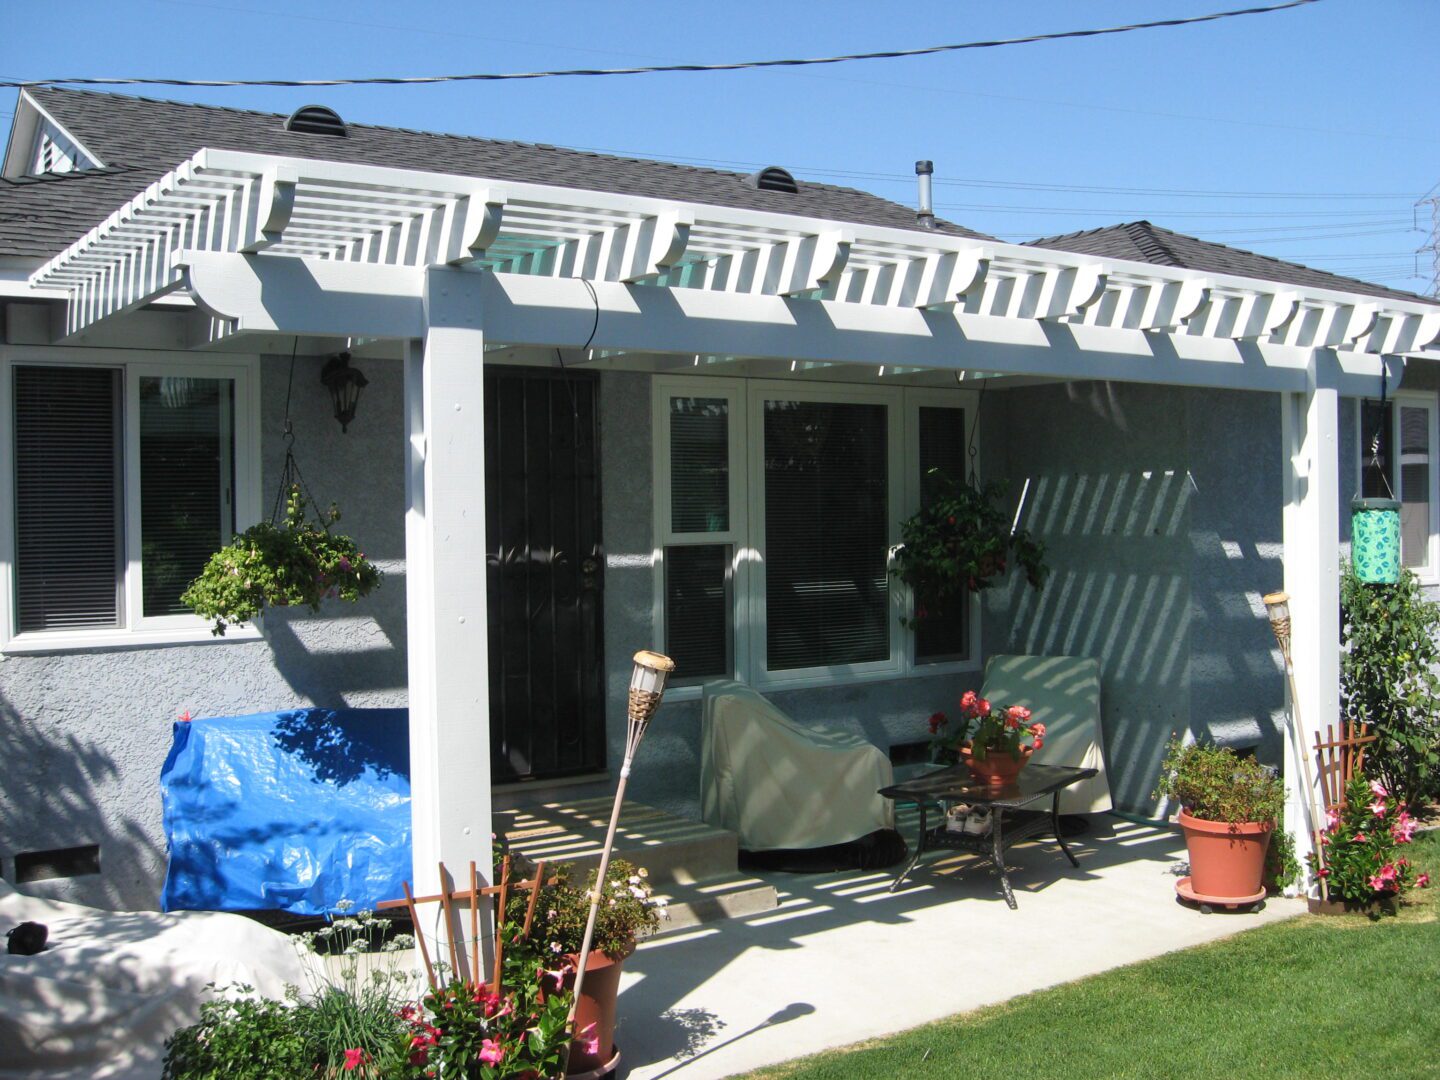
[566,651,675,1033]
[1263,591,1329,903]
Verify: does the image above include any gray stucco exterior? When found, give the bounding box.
[0,360,1353,909]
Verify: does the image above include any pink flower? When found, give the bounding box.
[1392,812,1417,844]
[1352,832,1368,844]
[478,1039,504,1066]
[1418,873,1431,888]
[577,1022,601,1058]
[1370,779,1389,798]
[959,690,978,717]
[1030,722,1046,739]
[927,712,947,734]
[1326,807,1341,830]
[178,710,192,723]
[1369,798,1388,818]
[975,698,992,717]
[1369,863,1399,893]
[1007,705,1032,725]
[342,1048,368,1071]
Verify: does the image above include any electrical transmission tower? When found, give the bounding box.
[1421,181,1440,298]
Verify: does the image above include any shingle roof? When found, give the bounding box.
[0,166,158,258]
[0,87,987,258]
[1027,220,1436,306]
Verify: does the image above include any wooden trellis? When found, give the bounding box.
[1312,721,1378,812]
[377,855,556,994]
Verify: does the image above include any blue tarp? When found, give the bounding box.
[160,708,411,915]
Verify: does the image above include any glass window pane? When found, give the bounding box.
[670,397,729,533]
[916,406,969,662]
[764,399,889,670]
[13,366,123,631]
[665,544,732,680]
[1400,405,1430,569]
[139,376,235,616]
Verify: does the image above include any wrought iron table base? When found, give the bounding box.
[889,789,1081,908]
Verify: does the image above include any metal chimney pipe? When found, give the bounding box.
[915,160,935,229]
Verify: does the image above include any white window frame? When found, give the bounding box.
[652,377,749,686]
[652,375,981,700]
[0,346,263,653]
[1354,390,1439,584]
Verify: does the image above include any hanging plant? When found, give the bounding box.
[892,468,1047,627]
[181,484,382,636]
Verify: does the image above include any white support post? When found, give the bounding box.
[1280,371,1341,897]
[404,266,493,972]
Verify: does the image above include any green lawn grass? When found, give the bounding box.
[740,832,1440,1080]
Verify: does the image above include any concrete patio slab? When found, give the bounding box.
[614,815,1305,1080]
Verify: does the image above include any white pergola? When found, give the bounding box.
[31,147,1440,898]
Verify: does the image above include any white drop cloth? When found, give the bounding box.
[0,881,307,1080]
[699,680,894,851]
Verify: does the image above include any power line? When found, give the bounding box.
[0,1,1322,88]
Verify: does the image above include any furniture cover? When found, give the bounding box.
[700,680,895,851]
[0,879,307,1080]
[980,654,1112,814]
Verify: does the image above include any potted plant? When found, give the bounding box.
[504,857,665,1076]
[928,690,1047,786]
[1154,740,1284,903]
[1310,776,1431,916]
[893,470,1047,627]
[181,484,382,636]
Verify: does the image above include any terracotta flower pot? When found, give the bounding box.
[561,944,633,1076]
[1178,809,1273,900]
[960,744,1033,786]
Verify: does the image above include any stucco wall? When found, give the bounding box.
[980,381,1289,816]
[0,351,409,910]
[0,359,1341,908]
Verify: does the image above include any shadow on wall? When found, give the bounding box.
[986,383,1285,817]
[0,684,163,911]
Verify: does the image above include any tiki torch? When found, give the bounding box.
[1263,591,1328,901]
[567,650,675,1029]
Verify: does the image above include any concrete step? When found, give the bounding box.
[648,873,779,934]
[496,799,739,887]
[495,798,781,929]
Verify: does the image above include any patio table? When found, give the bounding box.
[879,762,1099,908]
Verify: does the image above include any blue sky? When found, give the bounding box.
[4,0,1436,293]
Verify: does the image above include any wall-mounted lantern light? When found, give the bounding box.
[319,351,368,433]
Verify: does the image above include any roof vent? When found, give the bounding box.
[284,105,348,137]
[746,166,799,194]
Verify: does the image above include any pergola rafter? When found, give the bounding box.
[30,148,1440,369]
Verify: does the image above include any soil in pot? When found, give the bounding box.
[1179,809,1273,899]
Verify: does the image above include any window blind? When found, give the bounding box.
[139,377,234,616]
[763,399,889,670]
[670,397,729,533]
[13,366,123,632]
[916,406,969,661]
[664,544,731,679]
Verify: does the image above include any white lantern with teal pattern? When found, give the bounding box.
[1351,498,1401,584]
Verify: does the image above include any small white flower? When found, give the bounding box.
[628,875,641,885]
[334,899,356,913]
[550,942,562,954]
[637,868,648,879]
[629,886,647,899]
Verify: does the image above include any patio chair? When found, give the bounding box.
[980,654,1113,815]
[699,681,900,866]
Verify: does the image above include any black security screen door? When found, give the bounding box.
[486,368,605,782]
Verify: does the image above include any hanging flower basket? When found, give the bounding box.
[181,484,382,636]
[892,470,1047,626]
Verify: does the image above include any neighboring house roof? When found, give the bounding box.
[1028,219,1437,306]
[0,166,153,258]
[0,87,988,258]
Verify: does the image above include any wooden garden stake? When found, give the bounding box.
[401,880,438,992]
[469,860,482,987]
[491,856,513,995]
[523,859,547,938]
[437,862,464,979]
